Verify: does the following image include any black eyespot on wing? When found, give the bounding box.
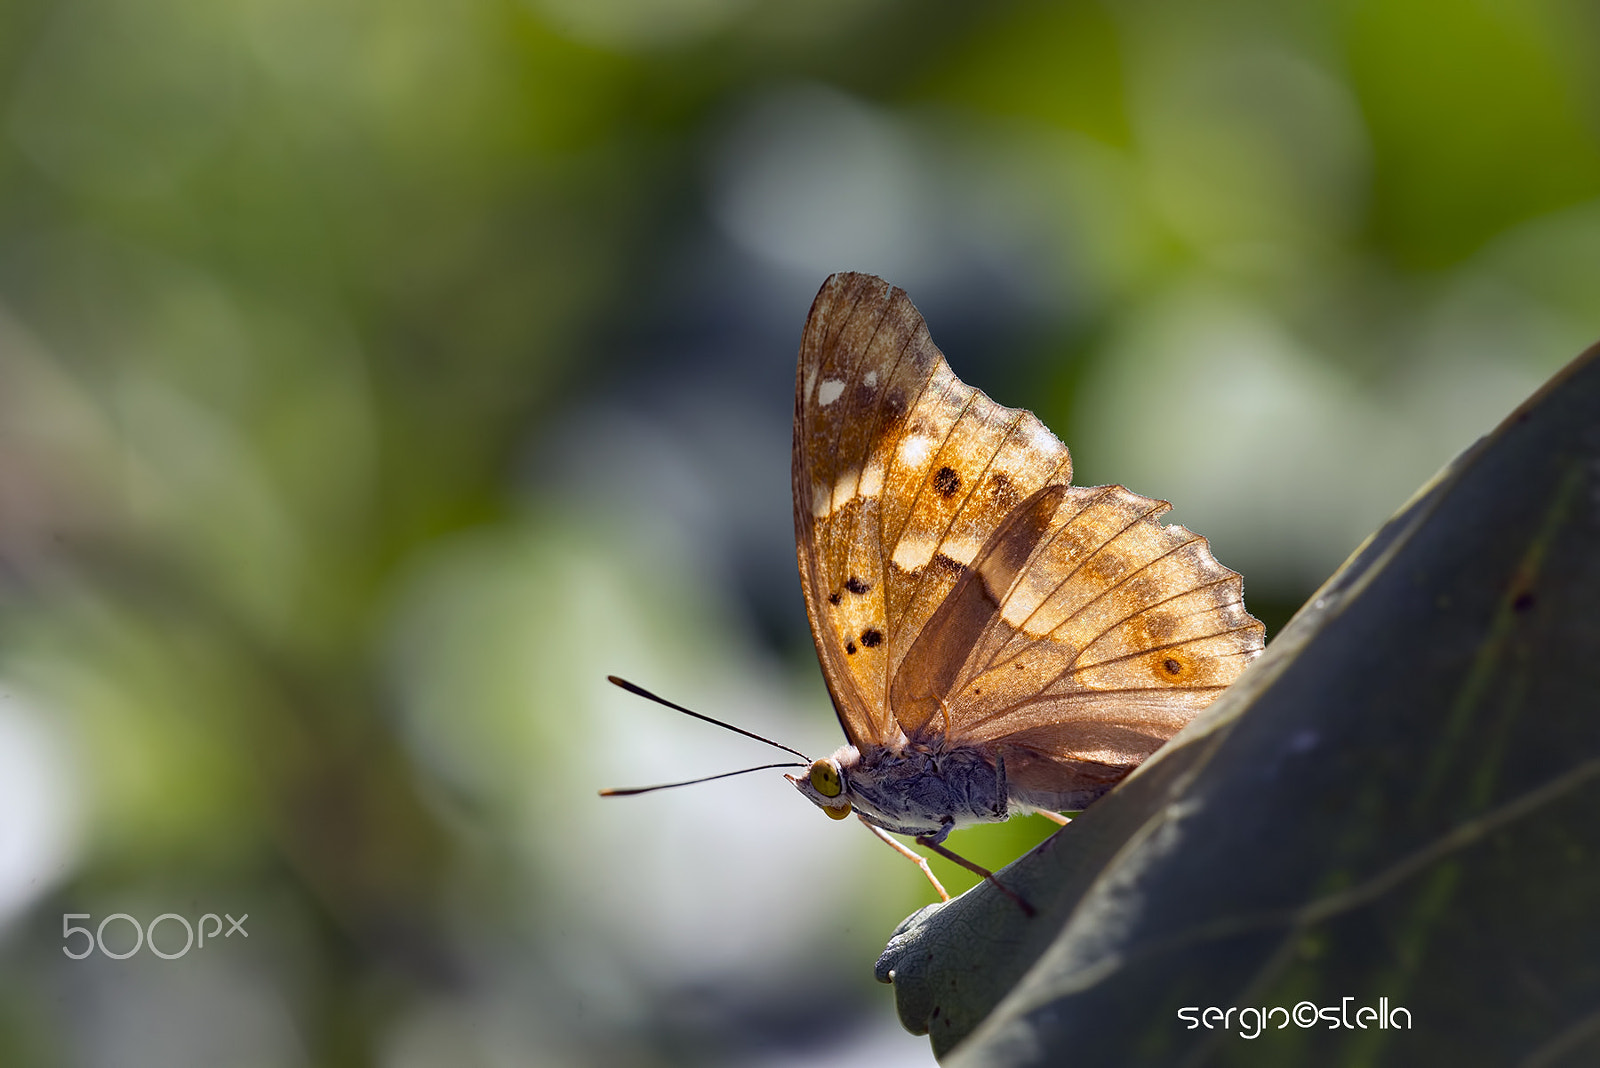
[845,640,858,655]
[860,628,883,648]
[1163,657,1183,676]
[828,592,841,605]
[844,576,871,595]
[933,466,961,498]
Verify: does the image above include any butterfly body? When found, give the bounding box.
[790,741,1008,841]
[790,273,1265,856]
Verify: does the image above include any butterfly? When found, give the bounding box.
[607,272,1265,909]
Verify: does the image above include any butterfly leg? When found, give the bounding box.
[913,833,1037,918]
[857,815,949,902]
[1036,809,1072,826]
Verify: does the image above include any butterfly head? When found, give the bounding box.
[786,747,859,821]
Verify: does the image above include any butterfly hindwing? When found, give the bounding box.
[895,481,1265,805]
[954,483,1262,740]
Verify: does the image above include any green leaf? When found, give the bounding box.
[878,343,1600,1065]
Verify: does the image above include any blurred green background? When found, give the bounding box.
[0,0,1596,1065]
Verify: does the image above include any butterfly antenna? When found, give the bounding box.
[606,676,810,760]
[600,762,809,797]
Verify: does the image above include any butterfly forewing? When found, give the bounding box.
[794,274,1072,749]
[793,275,926,746]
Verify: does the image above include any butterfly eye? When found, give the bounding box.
[808,758,843,798]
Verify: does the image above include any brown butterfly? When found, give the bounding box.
[606,272,1264,909]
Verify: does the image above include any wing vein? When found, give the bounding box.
[1069,627,1260,674]
[952,485,1126,674]
[1012,491,1164,636]
[958,610,1254,733]
[981,572,1238,678]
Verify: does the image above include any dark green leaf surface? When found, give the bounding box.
[879,343,1600,1066]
